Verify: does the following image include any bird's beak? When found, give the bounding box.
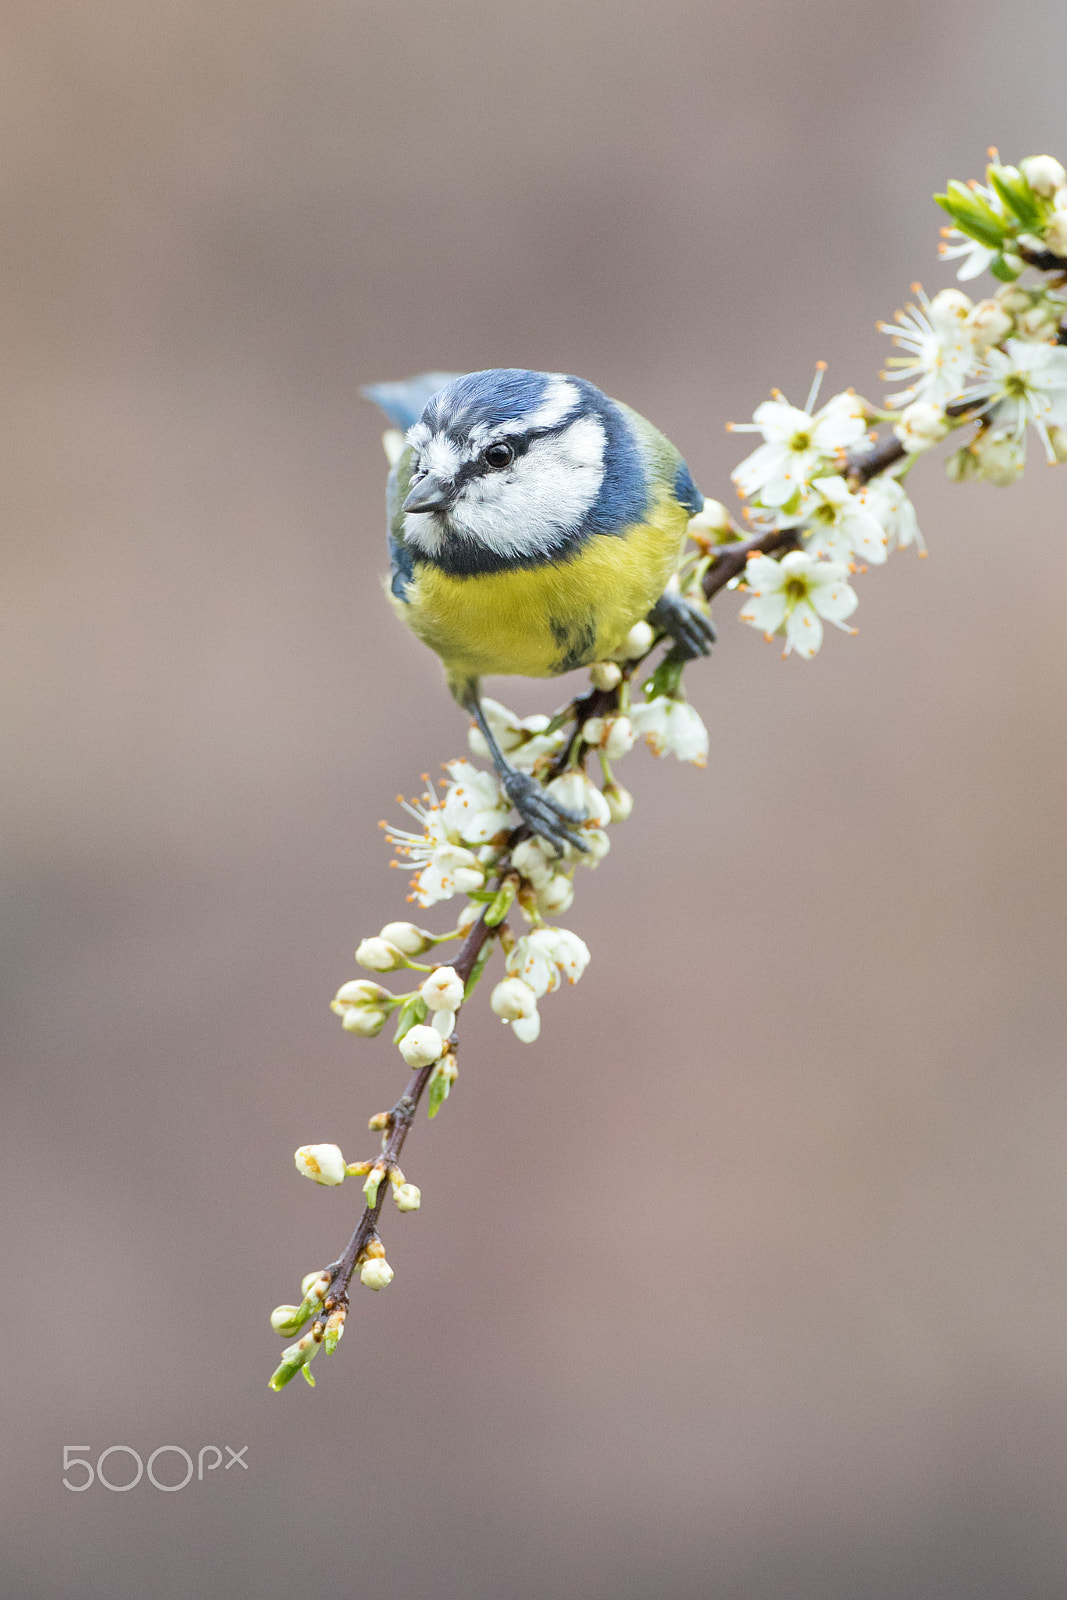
[403,475,455,514]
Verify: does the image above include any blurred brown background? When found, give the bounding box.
[3,2,1067,1596]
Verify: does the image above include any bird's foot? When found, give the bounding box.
[502,767,589,856]
[647,592,716,660]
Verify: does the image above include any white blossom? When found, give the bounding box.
[393,1182,421,1212]
[397,1024,446,1068]
[378,921,435,955]
[686,497,735,537]
[419,965,465,1013]
[731,384,868,507]
[360,1258,394,1291]
[511,835,558,889]
[1045,208,1067,257]
[357,937,408,972]
[581,714,635,760]
[963,339,1067,460]
[590,660,623,691]
[467,699,567,772]
[938,182,1007,281]
[946,428,1026,486]
[618,621,654,659]
[880,287,977,409]
[602,781,634,822]
[855,475,924,553]
[438,760,511,843]
[544,771,612,828]
[512,1012,541,1043]
[295,1144,347,1186]
[506,926,590,998]
[739,550,857,660]
[801,475,889,564]
[893,400,949,453]
[1020,155,1066,197]
[966,298,1014,354]
[536,873,575,916]
[491,977,539,1021]
[629,697,709,766]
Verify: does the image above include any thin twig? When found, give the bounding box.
[318,908,495,1319]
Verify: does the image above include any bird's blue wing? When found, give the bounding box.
[362,371,460,431]
[672,458,705,518]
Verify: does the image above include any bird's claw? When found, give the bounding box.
[647,593,716,661]
[502,769,589,856]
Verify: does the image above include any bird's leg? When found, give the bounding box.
[646,591,716,662]
[462,690,589,856]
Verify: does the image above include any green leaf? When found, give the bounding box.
[300,1365,316,1386]
[393,993,428,1043]
[934,181,1009,249]
[987,164,1043,231]
[989,252,1022,282]
[427,1063,452,1119]
[268,1361,299,1391]
[463,937,494,998]
[642,656,685,701]
[484,879,517,928]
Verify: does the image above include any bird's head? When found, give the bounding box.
[400,370,626,565]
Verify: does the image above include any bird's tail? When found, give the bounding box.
[360,372,460,431]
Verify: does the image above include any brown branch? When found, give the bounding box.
[318,908,496,1321]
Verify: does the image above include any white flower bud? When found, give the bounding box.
[590,660,622,691]
[398,1024,446,1067]
[972,430,1026,485]
[341,1006,387,1036]
[491,976,539,1021]
[545,771,612,828]
[512,835,557,889]
[603,782,634,822]
[467,725,492,759]
[457,901,481,932]
[360,1257,394,1291]
[294,1144,347,1186]
[687,497,734,537]
[379,921,435,955]
[893,400,948,453]
[620,621,654,659]
[536,873,575,916]
[511,1011,541,1044]
[1047,424,1067,464]
[419,965,465,1012]
[355,937,406,972]
[393,1182,422,1212]
[301,1269,328,1297]
[579,828,611,863]
[929,287,973,324]
[333,978,390,1007]
[967,298,1013,353]
[1017,304,1059,340]
[1043,208,1067,254]
[1020,155,1067,197]
[270,1304,303,1333]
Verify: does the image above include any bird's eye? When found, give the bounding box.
[482,441,515,470]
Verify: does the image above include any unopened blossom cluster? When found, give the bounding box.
[268,150,1064,1390]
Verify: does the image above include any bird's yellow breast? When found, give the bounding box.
[392,488,688,689]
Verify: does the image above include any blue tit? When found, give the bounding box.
[363,368,714,851]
